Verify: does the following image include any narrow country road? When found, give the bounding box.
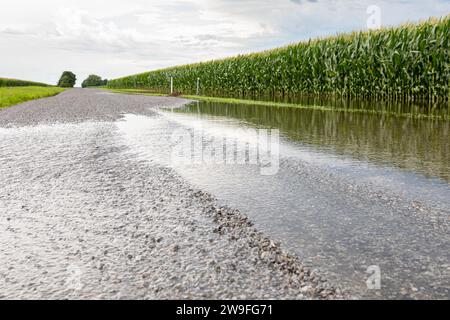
[0,89,340,299]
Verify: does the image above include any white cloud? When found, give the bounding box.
[0,0,449,86]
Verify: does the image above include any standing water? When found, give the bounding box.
[117,100,450,299]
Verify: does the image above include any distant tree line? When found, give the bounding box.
[55,72,107,88]
[82,75,108,88]
[1,72,107,89]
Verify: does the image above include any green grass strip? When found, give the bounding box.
[0,86,66,109]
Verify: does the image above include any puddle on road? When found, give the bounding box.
[117,102,450,299]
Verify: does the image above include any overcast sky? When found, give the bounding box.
[1,0,449,86]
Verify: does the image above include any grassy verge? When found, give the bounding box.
[0,86,65,109]
[107,88,167,96]
[107,88,450,121]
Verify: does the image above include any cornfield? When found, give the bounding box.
[108,16,449,101]
[0,78,51,88]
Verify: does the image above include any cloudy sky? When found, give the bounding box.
[1,0,449,86]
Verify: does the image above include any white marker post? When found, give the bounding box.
[170,77,173,94]
[196,78,200,95]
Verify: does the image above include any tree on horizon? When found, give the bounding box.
[57,71,76,88]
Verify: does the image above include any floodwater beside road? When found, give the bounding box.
[0,89,448,299]
[117,101,450,299]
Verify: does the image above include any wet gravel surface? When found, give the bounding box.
[0,89,190,126]
[0,89,342,299]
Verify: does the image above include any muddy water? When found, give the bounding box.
[117,101,449,299]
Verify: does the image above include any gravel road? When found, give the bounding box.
[0,89,341,299]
